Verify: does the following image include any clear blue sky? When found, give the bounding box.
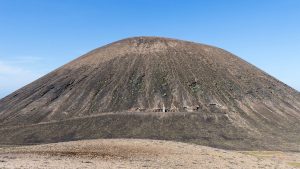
[0,0,299,98]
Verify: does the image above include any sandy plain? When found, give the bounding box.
[0,139,299,169]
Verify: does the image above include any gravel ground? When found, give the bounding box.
[0,139,299,169]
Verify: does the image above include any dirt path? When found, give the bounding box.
[0,139,299,169]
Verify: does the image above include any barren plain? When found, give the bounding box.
[1,139,299,169]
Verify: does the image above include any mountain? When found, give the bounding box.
[0,37,299,150]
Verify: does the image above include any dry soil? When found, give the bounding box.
[0,139,299,169]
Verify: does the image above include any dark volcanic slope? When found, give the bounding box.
[0,37,299,150]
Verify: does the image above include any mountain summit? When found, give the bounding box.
[0,37,299,150]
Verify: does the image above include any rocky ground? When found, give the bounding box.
[0,139,299,169]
